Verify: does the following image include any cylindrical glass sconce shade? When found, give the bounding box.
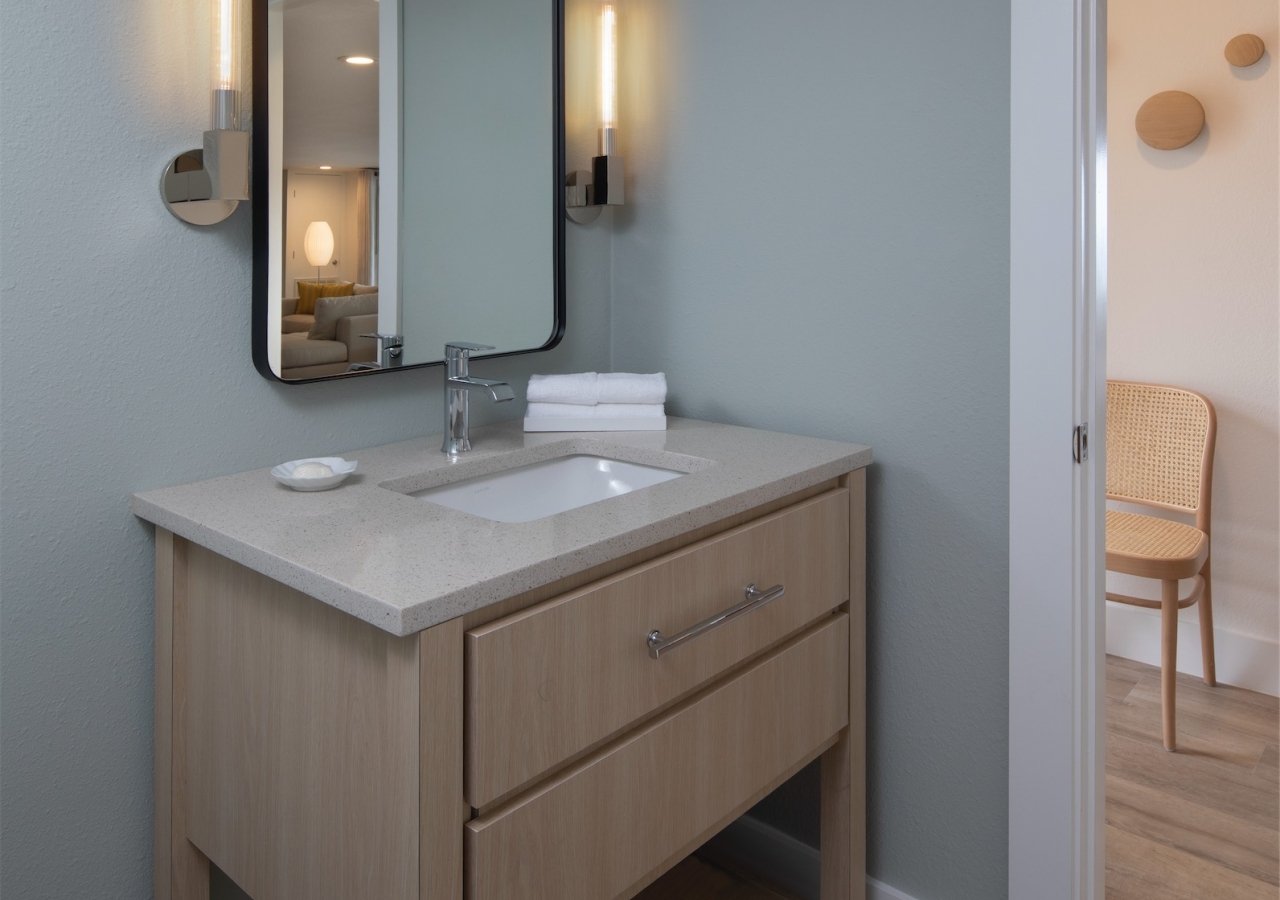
[211,0,243,129]
[598,4,617,155]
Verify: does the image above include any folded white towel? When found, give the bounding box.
[527,402,665,419]
[597,372,667,405]
[527,372,598,405]
[526,372,667,406]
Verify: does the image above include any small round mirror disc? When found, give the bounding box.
[1135,91,1205,150]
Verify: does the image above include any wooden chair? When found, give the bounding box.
[1106,380,1217,751]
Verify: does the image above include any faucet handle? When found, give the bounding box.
[445,341,495,355]
[444,341,497,379]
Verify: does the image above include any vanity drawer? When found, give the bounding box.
[465,616,849,900]
[465,488,849,808]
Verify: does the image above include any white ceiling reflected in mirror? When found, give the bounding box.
[254,0,565,382]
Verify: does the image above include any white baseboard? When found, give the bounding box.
[1106,601,1279,697]
[698,815,921,900]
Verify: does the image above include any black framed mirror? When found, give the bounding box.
[251,0,565,383]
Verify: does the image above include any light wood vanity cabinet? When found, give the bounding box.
[154,471,866,900]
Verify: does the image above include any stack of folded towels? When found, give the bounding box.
[524,372,668,432]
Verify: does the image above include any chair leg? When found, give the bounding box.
[1198,560,1216,687]
[1160,579,1179,751]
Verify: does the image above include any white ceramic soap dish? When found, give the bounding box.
[271,457,358,491]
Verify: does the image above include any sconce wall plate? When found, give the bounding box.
[161,148,241,225]
[565,171,602,224]
[1135,90,1205,150]
[1225,33,1266,68]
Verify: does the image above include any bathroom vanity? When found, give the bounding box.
[133,418,871,900]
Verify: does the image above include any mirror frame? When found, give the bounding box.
[251,0,567,384]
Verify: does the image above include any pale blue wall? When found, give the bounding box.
[0,3,609,897]
[609,1,1011,897]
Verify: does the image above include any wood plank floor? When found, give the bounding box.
[647,655,1280,900]
[1106,655,1280,899]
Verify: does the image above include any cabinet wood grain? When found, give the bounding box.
[152,465,869,900]
[421,619,466,900]
[821,468,867,900]
[466,616,849,900]
[466,489,850,808]
[154,530,211,900]
[183,545,421,900]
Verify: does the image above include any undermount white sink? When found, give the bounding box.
[411,454,685,523]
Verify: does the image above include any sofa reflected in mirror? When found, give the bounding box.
[279,281,379,379]
[275,161,381,380]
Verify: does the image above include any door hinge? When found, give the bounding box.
[1073,423,1089,464]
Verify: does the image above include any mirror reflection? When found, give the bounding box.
[256,0,564,382]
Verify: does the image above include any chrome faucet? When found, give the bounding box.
[442,341,515,455]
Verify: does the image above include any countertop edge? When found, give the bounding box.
[131,427,872,637]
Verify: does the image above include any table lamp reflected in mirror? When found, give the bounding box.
[303,220,335,285]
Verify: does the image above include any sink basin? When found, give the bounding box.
[411,454,685,523]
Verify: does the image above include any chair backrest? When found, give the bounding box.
[1106,380,1216,522]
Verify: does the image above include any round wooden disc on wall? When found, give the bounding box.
[1135,91,1205,150]
[1224,33,1266,68]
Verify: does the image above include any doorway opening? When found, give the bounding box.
[1101,0,1279,894]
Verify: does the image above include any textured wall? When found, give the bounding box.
[609,1,1011,897]
[2,0,1013,896]
[1106,0,1279,692]
[0,2,610,897]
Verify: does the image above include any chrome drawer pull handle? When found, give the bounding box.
[646,583,785,660]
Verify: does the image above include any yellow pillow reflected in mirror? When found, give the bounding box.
[295,280,355,316]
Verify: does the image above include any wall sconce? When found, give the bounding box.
[567,3,624,224]
[161,0,250,226]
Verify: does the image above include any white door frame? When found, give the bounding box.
[1009,0,1107,897]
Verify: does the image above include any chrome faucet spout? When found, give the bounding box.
[448,375,515,403]
[442,342,517,455]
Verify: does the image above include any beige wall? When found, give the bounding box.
[1107,0,1279,694]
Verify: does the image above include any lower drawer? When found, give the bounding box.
[465,614,849,900]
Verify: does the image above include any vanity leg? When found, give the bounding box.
[155,529,211,900]
[420,619,466,900]
[820,471,866,900]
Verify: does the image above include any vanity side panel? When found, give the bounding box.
[155,529,173,900]
[156,529,213,900]
[419,619,465,900]
[183,546,420,900]
[466,617,849,900]
[821,467,867,900]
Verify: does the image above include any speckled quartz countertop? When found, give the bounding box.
[131,418,871,636]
